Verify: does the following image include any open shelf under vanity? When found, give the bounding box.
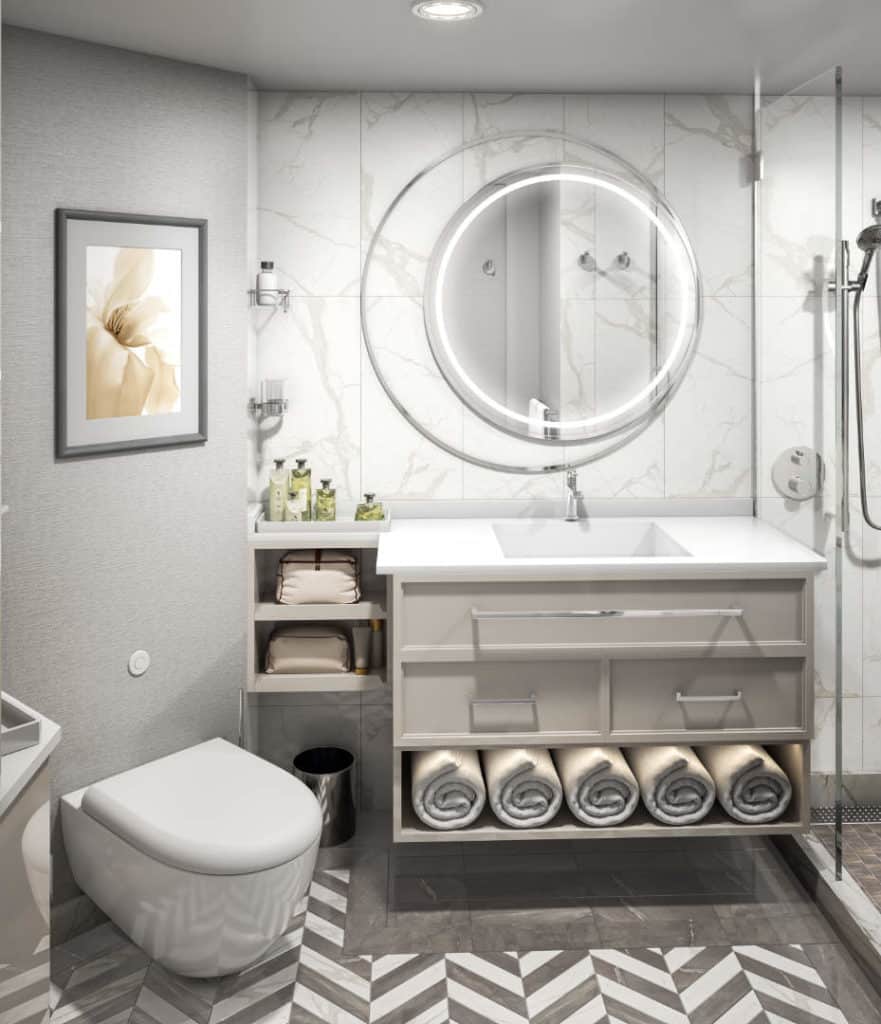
[393,742,810,843]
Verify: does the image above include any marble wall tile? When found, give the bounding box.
[360,702,393,812]
[757,295,833,499]
[665,297,751,498]
[463,93,564,194]
[863,698,881,771]
[361,92,464,297]
[814,696,863,773]
[259,92,360,297]
[361,297,464,498]
[258,298,361,501]
[560,300,596,420]
[664,95,753,298]
[861,520,881,699]
[564,95,665,187]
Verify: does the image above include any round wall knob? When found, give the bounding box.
[128,650,151,677]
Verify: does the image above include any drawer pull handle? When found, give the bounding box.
[471,694,537,706]
[675,690,743,704]
[472,608,744,620]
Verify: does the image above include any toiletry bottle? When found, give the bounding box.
[267,458,287,522]
[351,624,370,676]
[315,478,336,522]
[285,458,312,521]
[256,260,278,305]
[354,492,385,522]
[369,618,385,669]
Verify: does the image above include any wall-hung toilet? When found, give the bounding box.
[61,738,322,977]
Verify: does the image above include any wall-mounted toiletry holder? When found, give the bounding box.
[247,288,291,312]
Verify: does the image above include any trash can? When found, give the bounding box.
[292,747,356,847]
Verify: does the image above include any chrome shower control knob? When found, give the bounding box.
[771,446,823,501]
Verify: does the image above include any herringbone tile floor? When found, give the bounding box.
[45,866,876,1024]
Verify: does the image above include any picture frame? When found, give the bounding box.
[55,209,207,458]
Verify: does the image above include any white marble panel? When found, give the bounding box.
[361,297,464,499]
[258,298,361,501]
[594,298,653,417]
[757,295,834,499]
[860,518,881,699]
[463,93,564,196]
[664,95,753,298]
[461,410,566,499]
[564,95,665,187]
[760,95,838,300]
[862,698,881,770]
[665,297,751,498]
[814,696,863,773]
[575,416,665,499]
[259,92,360,297]
[361,92,464,297]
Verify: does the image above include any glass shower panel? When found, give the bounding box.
[755,69,845,874]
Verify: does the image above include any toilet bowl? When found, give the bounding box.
[61,738,322,977]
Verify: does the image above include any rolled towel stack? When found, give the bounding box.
[411,749,486,831]
[482,748,563,828]
[553,746,639,827]
[628,745,716,826]
[697,744,792,824]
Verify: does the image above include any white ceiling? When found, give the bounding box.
[4,0,881,95]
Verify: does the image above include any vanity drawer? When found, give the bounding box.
[399,579,806,655]
[609,659,807,738]
[399,661,602,741]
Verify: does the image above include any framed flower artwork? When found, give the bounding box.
[55,209,207,457]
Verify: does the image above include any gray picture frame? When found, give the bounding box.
[55,208,207,458]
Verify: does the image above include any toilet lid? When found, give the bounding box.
[81,738,323,875]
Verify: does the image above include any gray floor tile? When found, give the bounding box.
[714,900,838,944]
[804,942,881,1024]
[470,905,602,951]
[593,899,731,947]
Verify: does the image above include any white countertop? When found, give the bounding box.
[376,516,827,577]
[0,695,60,820]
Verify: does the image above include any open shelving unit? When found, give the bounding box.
[247,523,390,696]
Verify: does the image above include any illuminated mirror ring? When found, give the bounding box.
[361,131,702,473]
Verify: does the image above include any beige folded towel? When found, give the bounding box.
[276,550,360,605]
[628,745,716,826]
[264,625,351,674]
[553,746,639,827]
[411,749,486,830]
[697,744,792,824]
[482,748,563,828]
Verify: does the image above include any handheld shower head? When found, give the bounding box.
[855,224,881,288]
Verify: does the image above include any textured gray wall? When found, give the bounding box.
[2,28,249,902]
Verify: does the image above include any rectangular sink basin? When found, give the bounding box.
[492,520,692,559]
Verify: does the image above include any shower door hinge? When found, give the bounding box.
[750,150,764,183]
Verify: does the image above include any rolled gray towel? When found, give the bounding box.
[553,746,639,826]
[482,748,563,828]
[627,745,716,826]
[697,744,792,824]
[411,749,486,830]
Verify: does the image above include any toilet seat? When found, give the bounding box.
[80,738,321,875]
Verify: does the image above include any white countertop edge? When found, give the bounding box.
[0,695,61,820]
[376,517,828,576]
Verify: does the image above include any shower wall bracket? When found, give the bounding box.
[771,446,824,501]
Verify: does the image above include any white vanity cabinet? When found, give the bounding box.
[377,517,825,844]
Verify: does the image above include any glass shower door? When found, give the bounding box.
[755,68,846,874]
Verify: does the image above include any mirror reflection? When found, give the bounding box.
[424,164,699,444]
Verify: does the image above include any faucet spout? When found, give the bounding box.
[565,469,583,522]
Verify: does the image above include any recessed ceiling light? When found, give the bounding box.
[410,1,484,22]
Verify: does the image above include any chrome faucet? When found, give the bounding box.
[565,469,583,522]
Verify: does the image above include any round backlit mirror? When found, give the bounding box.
[361,132,702,472]
[424,163,700,444]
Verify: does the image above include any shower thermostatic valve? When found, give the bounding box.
[771,446,824,501]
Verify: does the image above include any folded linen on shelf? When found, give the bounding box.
[264,625,351,674]
[482,747,563,828]
[553,746,640,827]
[627,745,716,826]
[411,749,486,830]
[697,744,792,824]
[276,549,360,605]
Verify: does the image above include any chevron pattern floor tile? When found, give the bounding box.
[42,866,867,1024]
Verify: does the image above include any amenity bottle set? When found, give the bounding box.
[267,456,384,523]
[410,744,793,832]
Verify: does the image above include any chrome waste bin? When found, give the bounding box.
[292,747,356,847]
